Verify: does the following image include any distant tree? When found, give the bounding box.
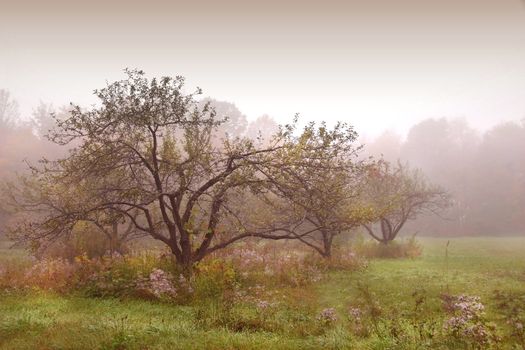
[245,114,279,144]
[402,118,479,185]
[0,90,41,177]
[363,161,450,244]
[0,89,19,131]
[365,130,402,163]
[0,90,22,234]
[401,118,479,235]
[199,98,248,141]
[31,101,56,138]
[29,102,71,161]
[470,121,525,234]
[7,69,360,273]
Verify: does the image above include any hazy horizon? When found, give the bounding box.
[2,0,525,138]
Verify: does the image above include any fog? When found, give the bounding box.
[2,0,525,136]
[364,118,525,236]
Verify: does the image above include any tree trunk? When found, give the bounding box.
[322,230,333,258]
[380,218,393,244]
[110,222,119,254]
[181,260,193,279]
[171,244,194,278]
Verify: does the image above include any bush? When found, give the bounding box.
[78,252,184,300]
[24,258,76,291]
[0,250,186,301]
[28,221,136,261]
[352,236,422,259]
[209,242,366,289]
[441,293,501,347]
[31,229,112,261]
[1,241,367,306]
[321,248,369,271]
[193,258,238,300]
[0,258,31,291]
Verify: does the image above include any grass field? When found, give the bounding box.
[1,237,525,349]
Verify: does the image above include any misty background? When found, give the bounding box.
[1,0,525,237]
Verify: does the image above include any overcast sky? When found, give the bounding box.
[1,0,525,138]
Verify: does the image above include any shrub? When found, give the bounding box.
[352,236,422,259]
[441,294,500,347]
[0,259,31,291]
[0,250,186,301]
[33,226,116,261]
[321,248,369,271]
[193,258,238,300]
[1,240,367,308]
[79,252,183,301]
[135,268,178,300]
[210,242,366,289]
[23,258,76,291]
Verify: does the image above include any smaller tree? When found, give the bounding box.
[2,172,145,257]
[363,161,450,244]
[258,122,377,257]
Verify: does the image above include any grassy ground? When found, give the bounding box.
[1,237,525,349]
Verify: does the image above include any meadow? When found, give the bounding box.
[1,237,525,349]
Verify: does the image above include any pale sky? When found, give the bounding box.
[1,0,525,138]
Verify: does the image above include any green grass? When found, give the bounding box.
[1,237,525,349]
[319,237,525,317]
